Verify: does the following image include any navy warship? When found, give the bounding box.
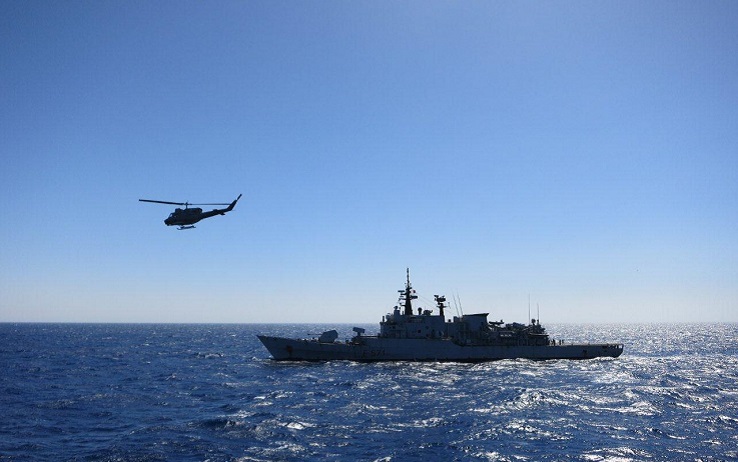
[258,271,623,361]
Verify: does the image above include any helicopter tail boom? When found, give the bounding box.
[226,194,242,212]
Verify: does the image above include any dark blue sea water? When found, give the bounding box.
[1,323,737,461]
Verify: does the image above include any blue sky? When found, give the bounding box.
[1,1,736,323]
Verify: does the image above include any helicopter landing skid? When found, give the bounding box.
[177,225,196,230]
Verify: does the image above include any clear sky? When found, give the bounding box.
[1,1,736,324]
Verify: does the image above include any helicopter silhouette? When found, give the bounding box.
[139,194,242,229]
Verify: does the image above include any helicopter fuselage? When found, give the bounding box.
[165,207,205,226]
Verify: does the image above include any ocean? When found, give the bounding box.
[1,323,737,461]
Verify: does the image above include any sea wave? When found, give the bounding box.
[1,323,737,461]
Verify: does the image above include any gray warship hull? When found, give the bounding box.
[258,335,623,362]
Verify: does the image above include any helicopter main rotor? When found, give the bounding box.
[139,199,230,208]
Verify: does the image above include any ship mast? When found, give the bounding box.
[434,295,447,320]
[402,268,417,316]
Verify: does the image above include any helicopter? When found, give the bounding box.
[139,194,242,229]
